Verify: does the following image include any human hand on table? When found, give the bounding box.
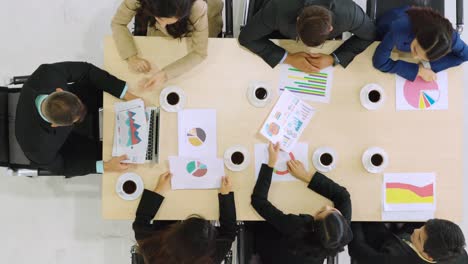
[287,160,313,183]
[284,52,320,73]
[219,176,232,195]
[104,154,130,172]
[127,55,151,73]
[306,53,334,69]
[154,171,172,195]
[417,65,437,82]
[267,142,280,168]
[141,70,168,91]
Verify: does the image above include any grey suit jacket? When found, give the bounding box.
[238,0,376,68]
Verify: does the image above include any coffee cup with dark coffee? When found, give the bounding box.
[160,86,186,112]
[122,180,137,195]
[319,153,333,166]
[247,82,272,108]
[166,92,180,106]
[360,84,385,110]
[116,172,144,200]
[224,145,250,171]
[231,151,245,165]
[312,147,337,173]
[362,147,388,173]
[255,87,268,100]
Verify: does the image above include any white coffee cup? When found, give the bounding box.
[224,145,250,171]
[247,81,272,108]
[362,147,389,173]
[116,173,144,200]
[360,83,385,110]
[312,147,337,173]
[159,86,186,112]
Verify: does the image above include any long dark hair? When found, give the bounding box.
[406,7,453,61]
[136,0,195,38]
[288,212,353,258]
[138,216,217,264]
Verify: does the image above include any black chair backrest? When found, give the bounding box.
[7,89,34,168]
[366,0,445,22]
[0,87,9,166]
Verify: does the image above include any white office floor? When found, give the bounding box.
[0,0,467,263]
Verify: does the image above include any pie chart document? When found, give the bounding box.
[178,109,217,157]
[169,156,224,189]
[395,71,448,111]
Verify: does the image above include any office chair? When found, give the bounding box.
[240,0,288,39]
[133,0,233,38]
[366,0,464,33]
[0,80,52,177]
[130,221,243,264]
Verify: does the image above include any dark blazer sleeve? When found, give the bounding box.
[132,189,165,241]
[430,32,468,72]
[251,164,303,235]
[372,22,419,81]
[34,62,126,98]
[332,3,376,68]
[348,223,387,260]
[238,1,286,68]
[38,149,97,177]
[307,172,352,221]
[213,192,237,263]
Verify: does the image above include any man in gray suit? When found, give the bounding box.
[239,0,376,73]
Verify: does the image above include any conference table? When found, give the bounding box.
[102,36,463,221]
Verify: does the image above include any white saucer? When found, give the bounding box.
[247,81,273,108]
[360,83,385,110]
[159,86,186,112]
[224,145,250,171]
[362,147,389,174]
[115,173,144,201]
[312,147,337,173]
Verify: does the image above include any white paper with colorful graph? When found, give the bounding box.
[383,172,436,212]
[112,99,148,164]
[254,143,308,182]
[169,156,224,189]
[279,65,334,103]
[395,71,448,110]
[260,90,315,152]
[178,109,217,158]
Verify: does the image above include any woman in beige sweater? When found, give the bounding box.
[111,0,223,87]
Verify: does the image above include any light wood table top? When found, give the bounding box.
[102,36,463,221]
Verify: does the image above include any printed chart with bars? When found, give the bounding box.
[186,161,208,177]
[383,172,436,212]
[279,65,334,103]
[395,71,448,111]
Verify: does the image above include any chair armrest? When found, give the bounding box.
[456,0,464,33]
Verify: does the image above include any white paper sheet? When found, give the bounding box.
[383,172,436,212]
[178,109,217,157]
[260,90,315,152]
[395,71,448,111]
[169,156,224,189]
[254,143,308,182]
[112,99,148,164]
[279,64,334,103]
[382,211,434,221]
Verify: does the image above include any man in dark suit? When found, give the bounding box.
[349,219,467,264]
[238,0,376,72]
[15,61,141,177]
